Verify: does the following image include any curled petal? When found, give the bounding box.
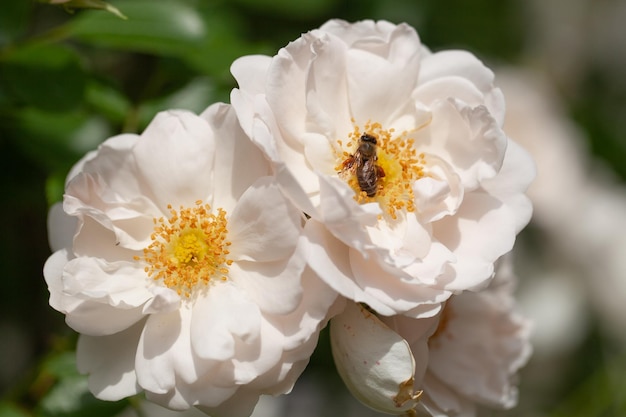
[330,301,422,415]
[63,258,152,308]
[417,49,505,125]
[414,154,464,223]
[44,249,81,313]
[481,138,535,233]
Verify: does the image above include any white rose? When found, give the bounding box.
[43,105,337,416]
[331,257,531,416]
[231,19,534,318]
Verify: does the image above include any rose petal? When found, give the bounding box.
[76,321,143,400]
[63,257,152,308]
[201,103,271,212]
[136,306,200,394]
[330,301,422,415]
[43,249,81,313]
[190,283,261,362]
[432,191,517,291]
[228,177,303,262]
[132,110,215,212]
[417,49,505,125]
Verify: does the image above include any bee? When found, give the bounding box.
[341,133,385,197]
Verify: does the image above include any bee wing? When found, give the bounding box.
[342,152,359,173]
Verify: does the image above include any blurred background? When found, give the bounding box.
[1,0,625,416]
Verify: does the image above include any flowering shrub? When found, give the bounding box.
[44,19,533,417]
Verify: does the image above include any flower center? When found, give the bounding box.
[335,121,427,220]
[137,201,232,297]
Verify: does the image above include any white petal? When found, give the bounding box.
[428,291,531,408]
[60,257,149,336]
[63,257,152,308]
[65,166,158,251]
[381,315,438,405]
[317,174,380,251]
[263,265,340,351]
[345,23,421,125]
[349,248,450,316]
[304,220,371,305]
[72,216,139,261]
[136,307,200,394]
[196,389,260,417]
[366,214,431,268]
[413,154,464,223]
[264,35,313,143]
[142,286,181,315]
[432,191,517,291]
[43,249,78,313]
[414,76,485,113]
[230,316,284,384]
[201,103,271,212]
[400,240,456,287]
[421,372,476,417]
[76,321,143,400]
[417,99,507,191]
[481,138,535,233]
[65,299,145,337]
[228,177,303,262]
[231,55,273,95]
[417,49,504,125]
[132,110,215,212]
[190,283,261,362]
[228,257,303,316]
[330,301,422,414]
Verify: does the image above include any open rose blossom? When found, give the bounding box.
[231,19,535,318]
[43,105,337,417]
[331,257,531,416]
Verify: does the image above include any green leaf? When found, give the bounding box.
[137,76,214,129]
[36,351,128,417]
[38,376,127,417]
[12,107,113,172]
[41,351,80,380]
[229,0,336,19]
[46,173,67,207]
[85,81,132,125]
[181,12,265,79]
[67,0,206,57]
[0,0,32,46]
[0,401,30,417]
[53,0,127,19]
[0,43,86,111]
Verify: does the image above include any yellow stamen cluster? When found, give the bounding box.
[335,121,427,220]
[136,201,232,298]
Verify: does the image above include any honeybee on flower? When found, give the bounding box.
[339,133,386,198]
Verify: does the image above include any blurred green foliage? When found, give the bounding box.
[0,0,624,416]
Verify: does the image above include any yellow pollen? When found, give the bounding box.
[135,202,232,297]
[335,121,428,220]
